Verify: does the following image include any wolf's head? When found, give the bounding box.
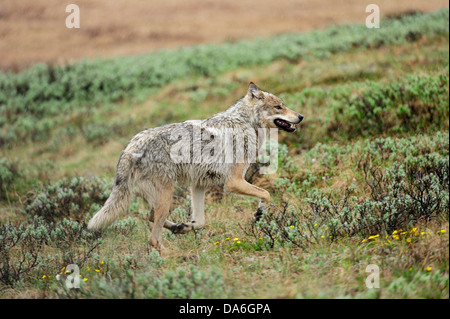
[244,82,303,132]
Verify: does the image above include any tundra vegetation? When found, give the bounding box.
[0,9,448,298]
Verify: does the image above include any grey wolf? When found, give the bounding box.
[87,82,303,255]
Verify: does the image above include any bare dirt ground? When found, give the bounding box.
[0,0,448,72]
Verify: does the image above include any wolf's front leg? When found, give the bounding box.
[253,200,267,222]
[171,186,206,234]
[225,164,271,223]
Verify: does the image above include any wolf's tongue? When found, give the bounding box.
[276,119,289,128]
[283,122,293,130]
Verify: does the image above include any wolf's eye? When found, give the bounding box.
[274,105,282,110]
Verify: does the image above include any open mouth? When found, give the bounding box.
[274,119,297,132]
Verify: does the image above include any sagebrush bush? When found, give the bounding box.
[328,73,449,139]
[110,217,139,236]
[55,264,227,299]
[306,154,449,238]
[242,203,315,249]
[23,176,111,222]
[0,157,21,200]
[363,154,449,225]
[0,216,100,286]
[0,218,48,286]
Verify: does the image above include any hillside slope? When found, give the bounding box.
[0,10,448,299]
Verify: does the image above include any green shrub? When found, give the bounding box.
[110,217,138,236]
[0,217,49,286]
[0,157,21,200]
[328,73,449,139]
[360,131,449,165]
[23,176,111,222]
[57,264,227,299]
[0,216,100,286]
[242,203,315,249]
[81,123,112,145]
[142,265,226,299]
[363,154,449,225]
[307,154,449,238]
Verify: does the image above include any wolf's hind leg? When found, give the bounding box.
[149,182,174,255]
[171,186,205,234]
[149,209,176,230]
[138,181,176,230]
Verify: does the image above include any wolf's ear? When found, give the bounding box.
[247,82,264,100]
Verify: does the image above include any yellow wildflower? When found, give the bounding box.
[426,267,432,272]
[95,269,100,273]
[290,225,294,229]
[237,241,241,244]
[368,234,379,240]
[314,224,318,227]
[362,239,367,243]
[233,238,239,241]
[392,230,398,235]
[437,230,446,234]
[225,238,230,241]
[410,228,417,234]
[83,278,88,282]
[406,238,412,243]
[214,241,219,245]
[42,275,47,279]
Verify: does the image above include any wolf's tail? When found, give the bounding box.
[88,153,133,231]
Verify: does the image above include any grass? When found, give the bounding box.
[0,9,448,299]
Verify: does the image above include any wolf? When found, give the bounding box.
[87,82,303,255]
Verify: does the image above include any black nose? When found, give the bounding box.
[298,114,304,123]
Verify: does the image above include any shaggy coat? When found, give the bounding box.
[88,83,303,254]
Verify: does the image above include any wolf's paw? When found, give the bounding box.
[171,223,190,234]
[253,207,264,223]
